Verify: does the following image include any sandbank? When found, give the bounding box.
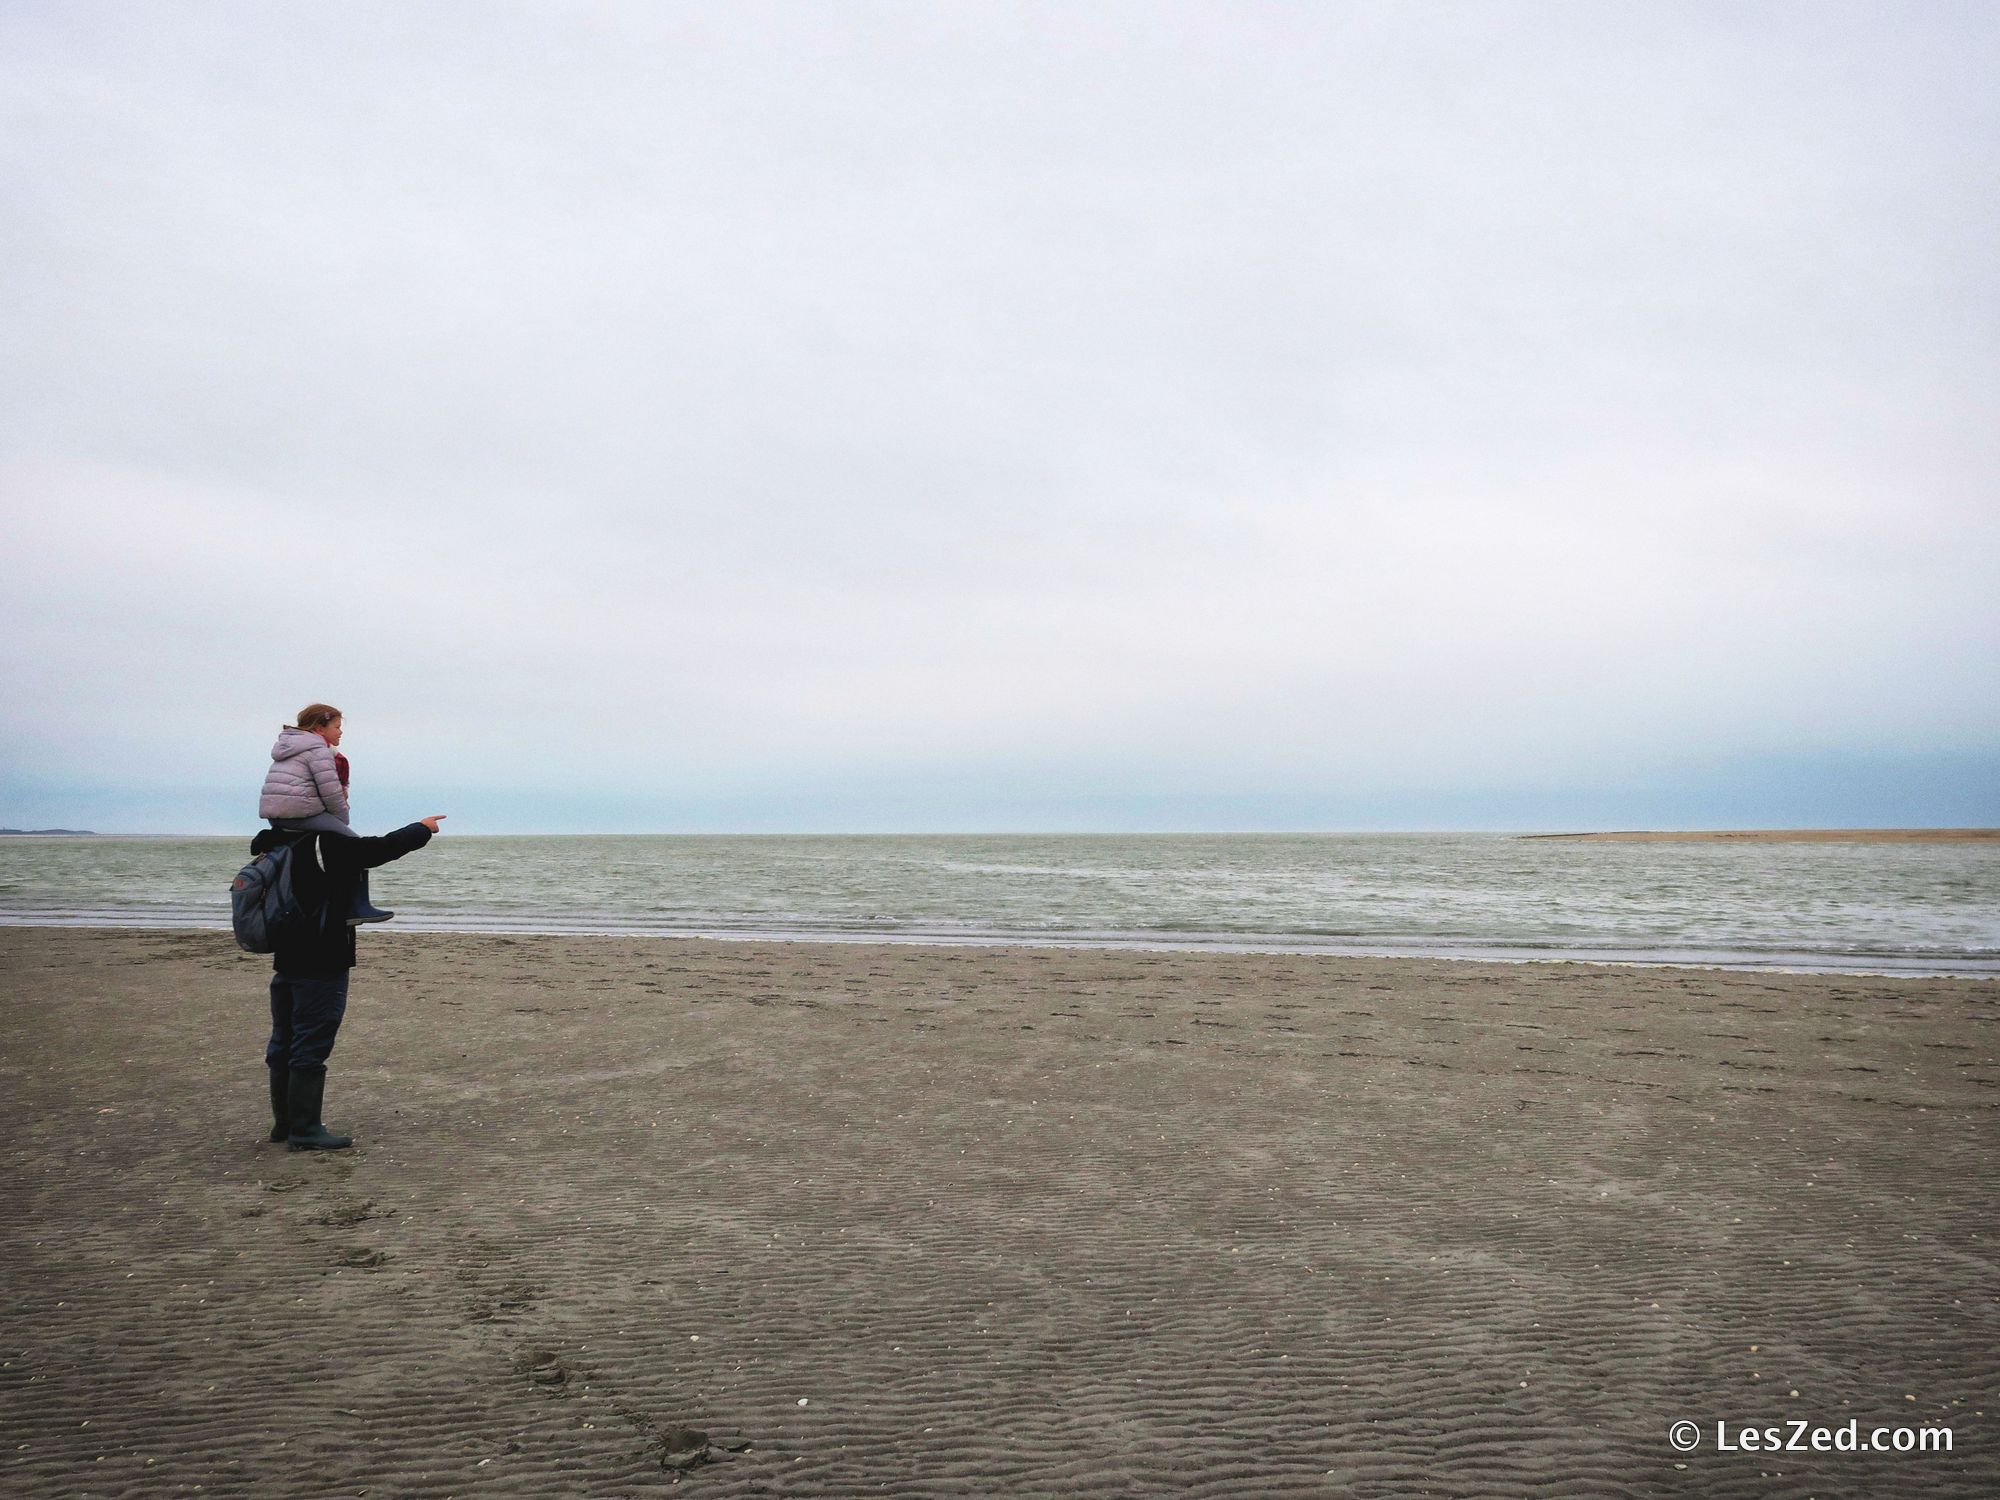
[1522,829,2000,843]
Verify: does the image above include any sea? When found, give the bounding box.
[2,832,1997,977]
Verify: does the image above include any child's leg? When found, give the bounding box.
[268,817,391,922]
[271,812,357,837]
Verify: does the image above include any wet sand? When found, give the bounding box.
[2,927,1996,1497]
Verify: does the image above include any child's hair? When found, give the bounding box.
[296,703,343,731]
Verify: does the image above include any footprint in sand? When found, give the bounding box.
[514,1347,576,1389]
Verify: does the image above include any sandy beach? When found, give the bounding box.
[2,929,1995,1498]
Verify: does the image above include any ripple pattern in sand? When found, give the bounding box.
[1,929,1995,1497]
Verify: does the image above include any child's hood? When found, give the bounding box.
[269,726,329,762]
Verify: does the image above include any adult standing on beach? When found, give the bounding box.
[251,707,446,1151]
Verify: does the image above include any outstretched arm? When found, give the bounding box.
[345,819,440,870]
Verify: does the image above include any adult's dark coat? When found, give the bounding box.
[248,822,433,973]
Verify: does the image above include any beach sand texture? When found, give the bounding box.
[2,928,1996,1498]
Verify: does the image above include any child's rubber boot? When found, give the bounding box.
[346,869,394,926]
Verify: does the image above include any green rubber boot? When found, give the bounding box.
[267,1068,288,1143]
[286,1067,353,1152]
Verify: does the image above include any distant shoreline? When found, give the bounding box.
[3,828,1996,843]
[1522,828,1999,843]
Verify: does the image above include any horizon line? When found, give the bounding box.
[7,826,1999,841]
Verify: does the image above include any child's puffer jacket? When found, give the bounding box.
[258,726,350,820]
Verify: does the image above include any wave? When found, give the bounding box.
[4,905,1995,978]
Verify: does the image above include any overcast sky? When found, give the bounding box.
[2,1,1995,833]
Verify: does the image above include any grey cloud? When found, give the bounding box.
[2,1,1995,831]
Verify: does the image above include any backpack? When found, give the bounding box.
[230,835,316,954]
